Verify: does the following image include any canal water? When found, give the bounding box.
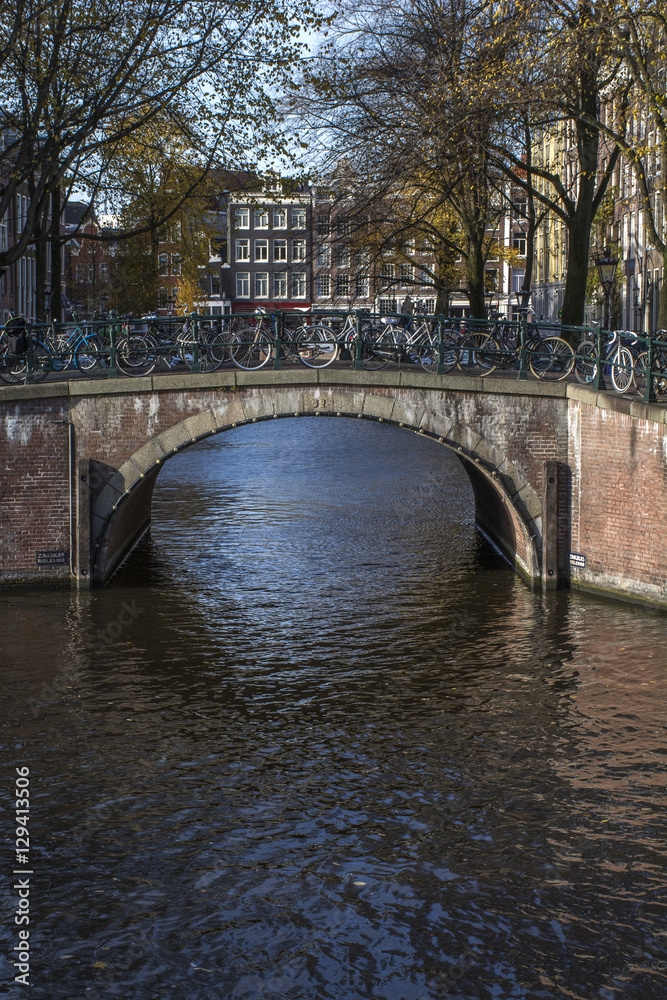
[1,417,666,1000]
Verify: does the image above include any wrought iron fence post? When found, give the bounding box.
[354,310,364,371]
[436,314,447,374]
[517,310,528,380]
[108,317,119,379]
[643,334,657,404]
[273,311,283,371]
[23,326,35,385]
[591,323,607,390]
[189,312,200,374]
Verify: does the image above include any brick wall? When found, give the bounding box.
[568,396,667,606]
[0,398,71,583]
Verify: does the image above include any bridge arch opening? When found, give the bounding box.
[86,388,542,587]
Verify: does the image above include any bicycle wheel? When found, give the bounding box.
[529,336,575,381]
[115,334,156,377]
[574,340,597,384]
[230,328,272,370]
[76,335,110,378]
[634,350,667,397]
[201,330,232,371]
[457,332,499,376]
[610,347,634,393]
[344,327,388,370]
[295,325,339,368]
[0,340,51,382]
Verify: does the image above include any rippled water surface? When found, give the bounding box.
[1,418,667,999]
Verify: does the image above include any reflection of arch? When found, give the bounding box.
[87,387,542,585]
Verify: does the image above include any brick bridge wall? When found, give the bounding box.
[1,370,665,608]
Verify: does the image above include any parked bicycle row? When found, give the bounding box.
[0,310,665,399]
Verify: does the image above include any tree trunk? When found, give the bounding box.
[49,185,62,323]
[466,242,487,319]
[658,250,667,330]
[560,208,593,338]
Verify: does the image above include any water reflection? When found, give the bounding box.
[0,418,666,999]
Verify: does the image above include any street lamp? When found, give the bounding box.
[514,285,531,312]
[596,246,617,330]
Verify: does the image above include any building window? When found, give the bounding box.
[273,208,287,229]
[512,236,527,256]
[379,297,398,313]
[235,207,249,229]
[316,275,331,297]
[158,287,168,309]
[292,207,306,229]
[380,263,394,280]
[99,262,108,281]
[355,275,369,298]
[158,253,169,276]
[291,272,306,298]
[292,240,306,262]
[254,208,269,229]
[511,269,526,292]
[236,272,250,297]
[400,264,413,283]
[273,239,287,261]
[335,246,350,268]
[273,272,287,298]
[336,218,349,236]
[171,254,181,276]
[254,239,269,261]
[317,214,330,235]
[336,274,350,297]
[235,239,250,261]
[317,245,331,267]
[255,272,269,297]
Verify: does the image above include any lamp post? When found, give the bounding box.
[596,246,617,330]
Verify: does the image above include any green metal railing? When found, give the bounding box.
[0,309,665,402]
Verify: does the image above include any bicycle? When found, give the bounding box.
[457,316,575,380]
[575,329,639,393]
[282,308,340,369]
[633,332,667,398]
[229,309,274,370]
[0,316,52,383]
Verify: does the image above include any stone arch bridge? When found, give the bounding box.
[1,368,666,608]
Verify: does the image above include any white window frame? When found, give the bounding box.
[235,207,249,229]
[292,207,306,229]
[291,272,306,298]
[254,239,269,262]
[254,208,269,229]
[273,271,287,298]
[255,271,269,297]
[336,274,350,297]
[273,208,287,229]
[236,272,250,297]
[273,239,287,262]
[355,275,369,298]
[170,254,181,276]
[235,239,250,262]
[292,239,307,262]
[316,275,331,297]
